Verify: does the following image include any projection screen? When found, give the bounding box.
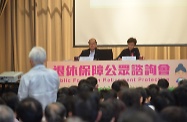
[74,0,187,46]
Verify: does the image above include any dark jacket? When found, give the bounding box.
[79,49,99,60]
[116,48,140,60]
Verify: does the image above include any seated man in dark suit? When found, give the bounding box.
[116,37,140,60]
[79,38,99,60]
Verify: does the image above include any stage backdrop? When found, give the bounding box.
[47,60,187,88]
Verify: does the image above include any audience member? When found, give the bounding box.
[78,79,93,93]
[2,92,19,112]
[119,80,129,89]
[45,102,66,122]
[100,89,117,101]
[160,106,187,122]
[72,92,100,122]
[118,110,154,122]
[136,87,147,105]
[87,76,98,91]
[147,84,160,102]
[157,78,169,90]
[98,101,115,122]
[152,89,175,112]
[112,81,121,93]
[57,95,74,117]
[0,105,14,122]
[0,75,185,122]
[112,99,126,122]
[119,89,141,109]
[178,79,187,87]
[69,85,78,96]
[112,80,129,95]
[57,87,70,97]
[16,97,43,122]
[172,86,187,111]
[18,46,60,110]
[2,92,19,122]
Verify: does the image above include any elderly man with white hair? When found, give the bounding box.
[18,46,60,110]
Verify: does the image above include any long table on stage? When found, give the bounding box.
[47,60,187,88]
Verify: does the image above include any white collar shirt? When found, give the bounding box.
[18,64,60,110]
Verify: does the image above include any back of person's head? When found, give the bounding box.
[160,106,187,122]
[29,46,46,65]
[87,76,98,89]
[57,95,74,117]
[172,86,187,109]
[112,80,129,93]
[147,84,160,102]
[16,97,43,122]
[178,79,187,87]
[99,101,115,122]
[151,95,168,112]
[0,105,14,122]
[118,110,154,122]
[140,105,162,122]
[147,84,160,94]
[78,79,93,93]
[112,80,121,92]
[102,89,117,101]
[2,92,19,112]
[119,89,141,109]
[159,90,175,106]
[157,79,169,89]
[151,89,175,112]
[136,87,147,105]
[112,99,126,121]
[119,80,129,89]
[72,92,99,122]
[69,85,78,96]
[45,102,66,122]
[78,79,88,87]
[57,87,70,97]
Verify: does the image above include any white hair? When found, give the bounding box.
[29,46,46,65]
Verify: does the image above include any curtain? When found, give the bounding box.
[35,0,73,61]
[0,0,35,73]
[0,0,187,73]
[0,0,8,16]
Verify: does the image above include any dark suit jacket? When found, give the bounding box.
[79,49,99,60]
[116,48,140,60]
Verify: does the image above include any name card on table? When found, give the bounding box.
[79,56,94,61]
[122,56,136,61]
